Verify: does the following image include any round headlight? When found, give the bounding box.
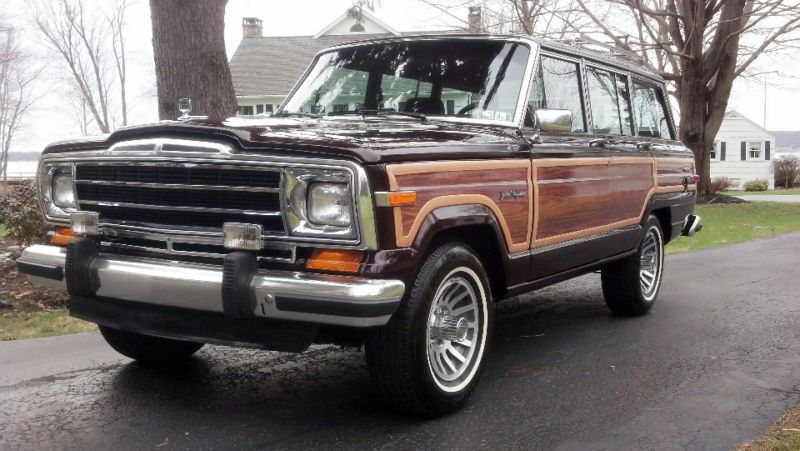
[52,173,76,208]
[307,183,352,227]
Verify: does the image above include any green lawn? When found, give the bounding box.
[0,222,6,237]
[668,202,800,253]
[723,188,800,196]
[0,310,96,341]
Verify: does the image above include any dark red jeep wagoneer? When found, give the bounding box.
[18,34,701,416]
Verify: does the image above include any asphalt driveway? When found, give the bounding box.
[2,232,799,450]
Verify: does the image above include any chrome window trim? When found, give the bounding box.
[39,143,379,251]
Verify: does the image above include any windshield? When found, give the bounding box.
[281,39,531,123]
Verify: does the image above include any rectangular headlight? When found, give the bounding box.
[52,172,76,208]
[308,183,352,227]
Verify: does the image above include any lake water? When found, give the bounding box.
[5,160,39,179]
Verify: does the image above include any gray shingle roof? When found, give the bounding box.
[229,34,394,97]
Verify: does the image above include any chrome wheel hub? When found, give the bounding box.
[639,228,662,300]
[426,270,484,389]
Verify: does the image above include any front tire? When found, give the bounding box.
[99,326,204,364]
[601,216,665,316]
[365,242,493,417]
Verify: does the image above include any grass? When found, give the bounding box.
[668,202,800,253]
[738,402,800,451]
[724,188,800,196]
[0,222,6,238]
[0,310,96,341]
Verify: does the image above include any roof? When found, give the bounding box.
[230,34,395,97]
[229,33,666,98]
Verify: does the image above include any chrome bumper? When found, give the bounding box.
[17,245,405,328]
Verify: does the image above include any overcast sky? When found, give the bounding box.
[4,0,799,156]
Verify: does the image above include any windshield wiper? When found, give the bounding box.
[377,110,427,121]
[327,109,426,121]
[273,111,321,119]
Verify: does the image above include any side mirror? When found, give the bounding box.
[533,109,573,133]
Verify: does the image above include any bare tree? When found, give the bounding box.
[32,0,129,134]
[774,154,800,188]
[563,0,800,194]
[420,0,577,36]
[0,24,41,185]
[149,0,237,120]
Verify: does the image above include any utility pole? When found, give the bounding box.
[763,75,767,129]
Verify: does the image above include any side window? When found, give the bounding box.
[586,66,624,135]
[527,55,586,132]
[632,82,673,139]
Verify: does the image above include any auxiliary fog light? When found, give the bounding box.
[223,223,263,251]
[70,211,99,235]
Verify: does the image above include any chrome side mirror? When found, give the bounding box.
[533,109,573,133]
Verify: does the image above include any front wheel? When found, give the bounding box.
[365,242,493,417]
[99,326,204,364]
[601,216,665,316]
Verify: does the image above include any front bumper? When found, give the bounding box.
[17,244,405,328]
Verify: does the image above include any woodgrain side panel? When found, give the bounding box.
[387,161,532,253]
[656,157,695,190]
[534,162,653,245]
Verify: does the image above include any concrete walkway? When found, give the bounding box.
[735,194,800,203]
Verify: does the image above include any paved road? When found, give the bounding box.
[2,233,800,450]
[735,194,800,203]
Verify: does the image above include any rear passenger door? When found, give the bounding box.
[524,53,654,281]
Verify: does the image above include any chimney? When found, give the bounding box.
[242,17,263,38]
[468,6,482,32]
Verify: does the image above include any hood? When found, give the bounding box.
[42,116,526,164]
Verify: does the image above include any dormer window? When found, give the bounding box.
[350,23,365,33]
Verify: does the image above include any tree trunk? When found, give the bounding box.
[149,0,238,120]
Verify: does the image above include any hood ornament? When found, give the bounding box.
[178,97,192,121]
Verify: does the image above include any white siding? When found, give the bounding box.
[710,111,775,189]
[324,15,388,35]
[710,161,773,189]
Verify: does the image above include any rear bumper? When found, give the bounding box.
[17,244,405,328]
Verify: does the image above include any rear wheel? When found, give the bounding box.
[99,326,204,364]
[365,242,492,417]
[601,216,665,316]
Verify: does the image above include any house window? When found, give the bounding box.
[256,104,264,114]
[748,141,762,159]
[265,104,274,113]
[446,99,455,115]
[333,104,348,112]
[238,105,254,116]
[710,141,717,160]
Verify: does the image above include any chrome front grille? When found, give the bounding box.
[74,163,285,234]
[73,162,294,264]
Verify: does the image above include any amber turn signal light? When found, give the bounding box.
[375,191,417,207]
[306,249,364,273]
[50,227,78,246]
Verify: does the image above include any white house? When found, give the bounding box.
[710,110,775,190]
[229,11,402,116]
